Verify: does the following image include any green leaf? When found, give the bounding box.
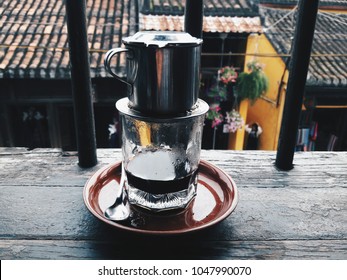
[236,70,269,102]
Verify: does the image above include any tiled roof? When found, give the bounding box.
[139,0,262,33]
[260,0,347,8]
[140,14,262,33]
[3,0,345,85]
[141,0,259,17]
[261,7,347,87]
[0,0,262,80]
[0,0,137,79]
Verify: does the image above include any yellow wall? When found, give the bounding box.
[230,7,345,151]
[246,34,290,150]
[228,99,249,150]
[230,33,289,150]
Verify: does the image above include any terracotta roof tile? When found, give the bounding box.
[141,0,258,17]
[1,0,260,79]
[261,7,347,87]
[0,0,136,79]
[139,0,261,33]
[3,0,344,83]
[140,13,262,33]
[260,0,347,8]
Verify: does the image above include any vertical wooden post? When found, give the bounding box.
[275,0,319,171]
[184,0,203,39]
[65,0,97,167]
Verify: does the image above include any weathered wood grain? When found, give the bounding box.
[1,149,346,188]
[0,148,346,259]
[0,185,346,241]
[0,239,346,260]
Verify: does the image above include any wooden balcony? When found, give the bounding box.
[0,147,346,259]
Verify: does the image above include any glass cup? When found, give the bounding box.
[116,98,208,212]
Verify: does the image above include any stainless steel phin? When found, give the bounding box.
[105,31,203,115]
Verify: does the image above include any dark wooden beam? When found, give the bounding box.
[275,0,320,171]
[65,0,97,167]
[184,0,203,39]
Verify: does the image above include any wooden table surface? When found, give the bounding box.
[0,148,346,260]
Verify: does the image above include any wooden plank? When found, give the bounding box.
[1,148,346,260]
[0,239,346,260]
[0,185,345,241]
[2,148,346,164]
[1,149,346,189]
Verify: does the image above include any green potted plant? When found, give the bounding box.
[236,60,269,103]
[205,66,244,132]
[204,66,245,149]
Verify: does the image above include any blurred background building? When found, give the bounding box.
[0,0,346,150]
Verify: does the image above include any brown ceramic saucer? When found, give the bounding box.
[83,160,238,235]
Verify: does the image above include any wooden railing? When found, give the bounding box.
[64,0,320,170]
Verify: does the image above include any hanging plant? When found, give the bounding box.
[219,66,238,85]
[225,109,244,133]
[205,66,241,130]
[207,84,228,101]
[206,66,238,102]
[237,60,269,102]
[206,104,224,128]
